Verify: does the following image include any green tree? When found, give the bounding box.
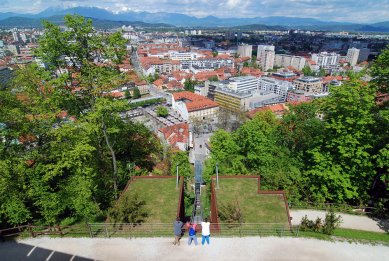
[184,78,199,92]
[107,193,148,224]
[0,15,162,227]
[305,80,377,203]
[132,87,141,99]
[302,66,314,76]
[170,151,192,181]
[124,89,131,99]
[156,106,169,117]
[371,45,389,94]
[203,129,246,183]
[318,68,326,77]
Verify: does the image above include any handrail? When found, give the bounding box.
[0,223,296,239]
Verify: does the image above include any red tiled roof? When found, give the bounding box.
[167,80,184,90]
[241,67,263,77]
[158,123,189,148]
[235,56,251,63]
[194,71,220,81]
[153,79,165,87]
[247,104,287,118]
[172,71,193,81]
[103,92,125,98]
[173,91,218,112]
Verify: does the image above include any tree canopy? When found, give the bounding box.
[0,15,162,227]
[204,47,389,208]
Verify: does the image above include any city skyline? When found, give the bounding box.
[1,0,389,24]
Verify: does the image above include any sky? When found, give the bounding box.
[0,0,389,23]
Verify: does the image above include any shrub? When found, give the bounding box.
[322,208,342,235]
[107,193,148,224]
[156,106,169,117]
[219,198,244,225]
[299,209,341,235]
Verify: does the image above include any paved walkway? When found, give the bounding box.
[290,209,388,233]
[2,237,387,261]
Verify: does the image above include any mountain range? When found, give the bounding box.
[1,6,389,32]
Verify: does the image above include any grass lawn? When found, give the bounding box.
[201,185,211,219]
[216,178,289,225]
[299,228,389,245]
[123,178,180,223]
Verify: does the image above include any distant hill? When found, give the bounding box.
[370,21,389,29]
[231,24,286,31]
[1,6,389,32]
[0,15,174,29]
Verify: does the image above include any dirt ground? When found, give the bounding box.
[4,236,387,261]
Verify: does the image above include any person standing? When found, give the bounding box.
[201,218,210,245]
[173,217,183,246]
[187,222,198,246]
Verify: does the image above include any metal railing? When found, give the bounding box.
[0,223,298,239]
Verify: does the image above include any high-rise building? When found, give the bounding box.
[274,54,306,70]
[237,44,252,58]
[358,48,370,63]
[12,28,19,42]
[257,45,275,71]
[311,52,339,70]
[346,48,360,66]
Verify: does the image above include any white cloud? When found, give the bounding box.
[0,0,389,23]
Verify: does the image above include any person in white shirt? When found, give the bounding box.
[201,218,210,245]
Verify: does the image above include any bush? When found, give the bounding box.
[219,198,244,225]
[299,209,341,235]
[107,193,148,224]
[322,209,342,235]
[156,106,169,117]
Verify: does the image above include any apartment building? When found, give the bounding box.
[181,58,234,72]
[227,76,259,92]
[237,44,253,58]
[311,52,340,70]
[257,45,275,71]
[258,77,293,101]
[274,54,306,70]
[346,48,360,66]
[169,51,202,61]
[293,76,323,93]
[139,57,180,75]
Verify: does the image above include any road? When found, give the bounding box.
[2,237,388,261]
[190,133,212,164]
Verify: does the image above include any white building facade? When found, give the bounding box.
[311,52,340,70]
[237,44,253,58]
[257,45,275,71]
[346,48,360,66]
[227,76,259,92]
[258,77,293,101]
[274,54,306,70]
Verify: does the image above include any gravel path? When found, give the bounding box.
[2,237,387,261]
[290,210,388,233]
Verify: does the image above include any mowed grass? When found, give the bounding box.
[216,178,289,224]
[298,228,389,245]
[124,178,180,223]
